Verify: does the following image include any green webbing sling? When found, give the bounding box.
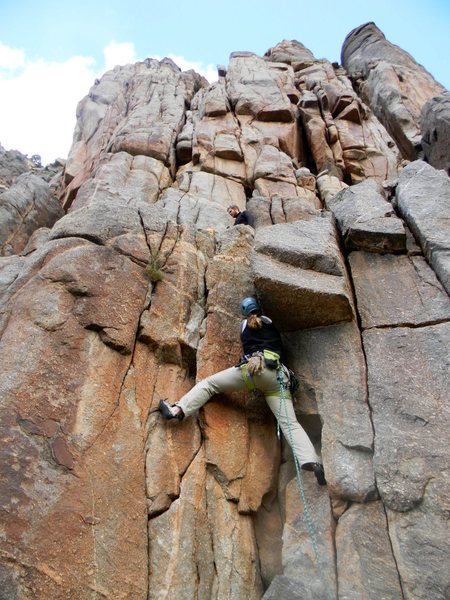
[240,363,256,390]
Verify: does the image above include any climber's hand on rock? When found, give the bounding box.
[247,355,263,376]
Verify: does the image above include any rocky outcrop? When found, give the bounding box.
[0,173,64,256]
[395,160,450,294]
[0,144,35,190]
[342,22,446,160]
[325,179,406,253]
[420,91,450,172]
[0,29,449,600]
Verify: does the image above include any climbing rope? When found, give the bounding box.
[276,367,334,600]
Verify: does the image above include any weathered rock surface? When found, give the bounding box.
[284,322,376,502]
[263,472,336,600]
[420,91,450,172]
[1,25,449,600]
[335,501,404,599]
[62,59,205,209]
[342,22,446,160]
[363,324,450,599]
[296,57,401,184]
[326,179,406,253]
[350,252,450,328]
[395,160,450,294]
[0,144,35,190]
[0,173,64,256]
[252,216,354,330]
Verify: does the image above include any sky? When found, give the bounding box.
[1,0,449,165]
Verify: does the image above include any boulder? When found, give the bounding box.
[226,54,296,122]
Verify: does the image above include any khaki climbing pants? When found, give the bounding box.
[176,365,320,467]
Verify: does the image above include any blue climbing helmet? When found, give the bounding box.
[240,296,261,316]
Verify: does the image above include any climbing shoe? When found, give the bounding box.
[158,399,184,421]
[313,463,326,486]
[302,462,327,486]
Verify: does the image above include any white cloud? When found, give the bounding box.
[0,53,98,164]
[165,54,218,83]
[0,41,25,70]
[148,52,218,83]
[0,41,217,165]
[104,41,137,71]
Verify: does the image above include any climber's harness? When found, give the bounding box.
[237,350,299,394]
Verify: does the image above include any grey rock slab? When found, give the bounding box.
[342,23,445,160]
[326,179,406,253]
[363,323,450,512]
[49,200,167,246]
[226,54,296,122]
[386,493,450,600]
[253,216,347,276]
[252,217,354,330]
[271,474,336,600]
[0,173,64,256]
[253,253,353,331]
[157,188,230,233]
[72,152,172,210]
[336,501,403,600]
[420,91,450,172]
[395,160,450,295]
[284,322,376,502]
[262,575,305,600]
[349,252,450,329]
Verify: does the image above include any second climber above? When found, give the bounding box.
[159,296,326,485]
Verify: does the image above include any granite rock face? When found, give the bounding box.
[326,179,406,253]
[395,160,450,295]
[342,22,446,160]
[0,173,64,256]
[420,91,450,172]
[1,29,449,600]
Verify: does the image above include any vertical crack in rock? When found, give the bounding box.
[381,502,406,599]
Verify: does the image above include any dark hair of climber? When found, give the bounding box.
[159,297,326,486]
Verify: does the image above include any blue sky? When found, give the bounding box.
[1,0,449,164]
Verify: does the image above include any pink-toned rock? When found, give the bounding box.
[2,32,450,600]
[0,235,150,598]
[62,59,204,208]
[226,54,296,122]
[342,22,445,159]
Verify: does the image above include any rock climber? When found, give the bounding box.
[227,204,250,226]
[159,297,326,486]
